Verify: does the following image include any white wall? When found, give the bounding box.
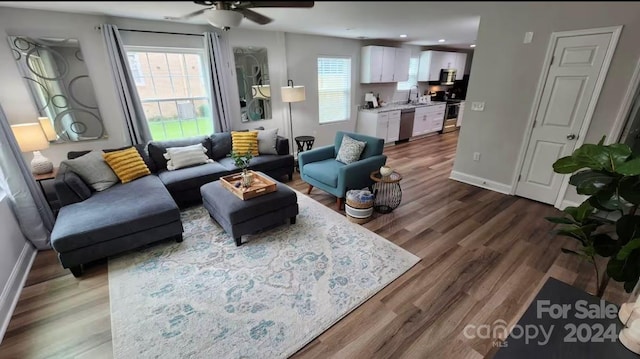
[284,32,362,147]
[0,192,36,342]
[452,2,640,203]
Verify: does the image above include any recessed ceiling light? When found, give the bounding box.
[399,34,408,38]
[438,39,446,43]
[470,44,476,48]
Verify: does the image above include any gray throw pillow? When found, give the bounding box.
[257,128,279,155]
[61,150,119,191]
[336,135,367,164]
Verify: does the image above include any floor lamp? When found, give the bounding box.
[281,79,306,155]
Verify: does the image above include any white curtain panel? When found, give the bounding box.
[204,32,233,133]
[102,24,152,145]
[0,105,53,250]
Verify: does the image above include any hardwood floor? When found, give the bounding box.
[0,131,627,358]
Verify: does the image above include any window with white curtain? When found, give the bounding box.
[317,57,351,124]
[397,57,419,91]
[124,46,213,140]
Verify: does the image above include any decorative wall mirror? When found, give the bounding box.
[233,46,271,122]
[8,36,106,142]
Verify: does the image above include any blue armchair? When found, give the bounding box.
[299,131,387,209]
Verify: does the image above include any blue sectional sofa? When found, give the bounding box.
[51,132,294,277]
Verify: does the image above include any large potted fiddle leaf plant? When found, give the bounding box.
[546,136,640,297]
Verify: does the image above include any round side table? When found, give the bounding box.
[294,136,315,172]
[370,170,403,214]
[295,136,315,153]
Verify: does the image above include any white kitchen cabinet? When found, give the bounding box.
[412,104,446,136]
[361,46,410,83]
[381,47,396,82]
[387,111,401,142]
[417,51,432,82]
[455,53,467,80]
[457,101,465,127]
[429,104,446,132]
[393,48,411,82]
[417,50,467,82]
[440,52,457,70]
[361,46,384,83]
[375,112,389,140]
[357,109,401,144]
[418,51,452,82]
[412,106,430,136]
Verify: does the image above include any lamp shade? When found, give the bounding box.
[281,85,306,103]
[38,117,57,141]
[206,9,243,29]
[251,85,271,99]
[11,123,49,152]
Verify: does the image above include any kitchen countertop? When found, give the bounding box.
[359,101,453,113]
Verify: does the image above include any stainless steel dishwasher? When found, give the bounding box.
[398,108,415,142]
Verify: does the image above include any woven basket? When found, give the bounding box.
[347,215,371,224]
[346,198,374,209]
[345,203,373,224]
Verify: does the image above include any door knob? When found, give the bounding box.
[567,134,577,140]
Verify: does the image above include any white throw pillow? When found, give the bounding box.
[256,128,279,155]
[163,143,213,171]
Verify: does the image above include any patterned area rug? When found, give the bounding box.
[109,191,419,358]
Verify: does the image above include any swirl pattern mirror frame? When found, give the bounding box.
[8,36,106,142]
[233,47,271,122]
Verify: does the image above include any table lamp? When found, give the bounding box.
[38,116,58,141]
[281,79,306,154]
[11,123,53,175]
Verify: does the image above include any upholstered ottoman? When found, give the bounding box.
[201,174,298,246]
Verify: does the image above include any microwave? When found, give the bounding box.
[439,68,456,85]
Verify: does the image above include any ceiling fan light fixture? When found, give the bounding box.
[206,9,243,30]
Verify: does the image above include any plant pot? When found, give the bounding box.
[241,171,254,188]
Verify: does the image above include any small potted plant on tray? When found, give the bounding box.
[229,147,254,188]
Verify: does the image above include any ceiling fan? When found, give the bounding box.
[165,1,315,31]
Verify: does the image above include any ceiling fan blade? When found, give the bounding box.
[164,7,211,21]
[235,8,273,25]
[235,1,314,8]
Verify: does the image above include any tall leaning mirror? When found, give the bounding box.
[233,46,271,122]
[8,36,106,142]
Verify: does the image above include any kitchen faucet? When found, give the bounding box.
[407,85,420,104]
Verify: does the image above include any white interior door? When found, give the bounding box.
[516,31,614,204]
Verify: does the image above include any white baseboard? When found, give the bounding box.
[449,170,512,195]
[0,243,36,343]
[558,200,581,210]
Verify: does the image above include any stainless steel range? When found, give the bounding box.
[442,100,461,133]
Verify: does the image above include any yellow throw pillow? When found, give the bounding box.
[231,131,259,156]
[103,147,151,184]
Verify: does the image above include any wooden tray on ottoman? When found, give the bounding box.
[220,170,277,200]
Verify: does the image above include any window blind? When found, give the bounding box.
[317,57,351,124]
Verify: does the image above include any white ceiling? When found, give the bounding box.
[0,1,481,49]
